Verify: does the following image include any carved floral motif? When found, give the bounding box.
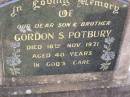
[6,42,21,76]
[100,37,115,71]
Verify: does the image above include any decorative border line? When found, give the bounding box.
[0,0,20,8]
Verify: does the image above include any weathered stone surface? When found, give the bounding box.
[114,1,130,80]
[0,85,130,97]
[0,0,130,97]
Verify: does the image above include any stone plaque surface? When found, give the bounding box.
[0,0,128,77]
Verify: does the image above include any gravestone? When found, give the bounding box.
[0,0,129,96]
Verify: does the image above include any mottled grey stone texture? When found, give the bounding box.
[0,1,130,97]
[1,85,130,97]
[114,2,130,80]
